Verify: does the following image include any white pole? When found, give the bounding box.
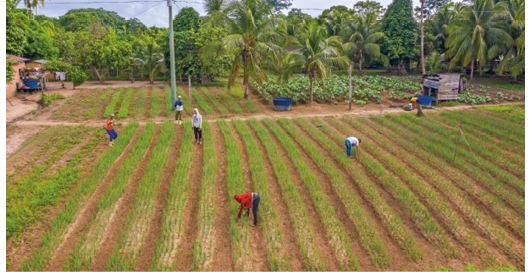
[348,64,352,111]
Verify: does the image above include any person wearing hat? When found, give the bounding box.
[410,96,419,110]
[345,136,361,157]
[234,192,261,227]
[106,113,118,147]
[174,96,184,125]
[192,108,203,145]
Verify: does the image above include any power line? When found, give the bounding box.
[130,0,165,19]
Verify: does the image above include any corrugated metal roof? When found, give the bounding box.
[6,54,30,62]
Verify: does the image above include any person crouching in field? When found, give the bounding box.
[192,108,202,145]
[234,192,261,227]
[175,95,184,125]
[106,113,118,147]
[345,136,361,157]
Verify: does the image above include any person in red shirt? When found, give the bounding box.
[234,192,260,227]
[106,113,118,147]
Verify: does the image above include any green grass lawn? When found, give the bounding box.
[480,82,525,92]
[473,103,525,120]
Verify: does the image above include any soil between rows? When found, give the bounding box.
[134,124,184,270]
[258,119,341,271]
[90,124,162,271]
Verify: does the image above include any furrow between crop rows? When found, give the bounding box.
[19,122,140,271]
[286,118,391,269]
[248,119,325,270]
[106,121,175,270]
[103,87,124,117]
[374,116,524,212]
[134,87,146,117]
[299,117,423,261]
[200,87,229,114]
[61,122,156,271]
[150,120,194,271]
[264,118,359,270]
[233,119,290,270]
[216,87,243,113]
[85,87,110,120]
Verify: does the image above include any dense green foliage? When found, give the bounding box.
[381,0,419,68]
[173,7,201,32]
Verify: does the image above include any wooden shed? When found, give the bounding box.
[422,73,465,102]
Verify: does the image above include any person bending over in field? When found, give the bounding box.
[345,136,361,157]
[234,192,261,227]
[411,96,419,110]
[174,95,184,125]
[106,113,118,147]
[192,108,202,145]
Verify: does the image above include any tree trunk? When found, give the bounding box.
[421,0,426,75]
[309,74,314,105]
[93,66,104,84]
[243,53,249,99]
[470,60,474,81]
[358,49,363,72]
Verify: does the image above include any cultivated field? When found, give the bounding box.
[6,103,524,271]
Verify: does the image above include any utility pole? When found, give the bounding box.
[348,64,352,111]
[420,0,426,75]
[452,110,464,164]
[168,0,177,110]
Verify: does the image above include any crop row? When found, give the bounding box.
[474,111,525,138]
[118,87,135,118]
[193,88,215,114]
[217,119,253,270]
[303,117,423,261]
[385,114,525,207]
[20,122,139,271]
[441,111,524,146]
[354,116,525,257]
[151,120,194,271]
[217,88,243,113]
[7,126,95,237]
[400,114,524,193]
[164,86,173,116]
[373,116,525,216]
[324,118,459,257]
[192,122,217,271]
[359,117,524,238]
[264,119,358,270]
[85,88,110,119]
[106,121,175,271]
[134,87,146,117]
[248,119,325,270]
[429,112,524,172]
[103,87,124,117]
[64,122,156,271]
[200,87,228,114]
[233,119,290,271]
[244,100,261,113]
[150,86,160,117]
[285,118,391,269]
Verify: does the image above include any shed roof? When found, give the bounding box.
[7,54,30,63]
[30,59,48,64]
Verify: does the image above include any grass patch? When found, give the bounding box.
[222,82,245,99]
[480,82,525,92]
[436,101,462,107]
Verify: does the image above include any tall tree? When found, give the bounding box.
[281,22,349,104]
[75,23,132,84]
[174,7,201,32]
[200,0,283,98]
[264,0,292,13]
[342,12,388,72]
[415,0,451,18]
[353,0,385,17]
[6,0,27,56]
[498,0,525,79]
[381,0,419,74]
[426,3,456,53]
[445,0,512,80]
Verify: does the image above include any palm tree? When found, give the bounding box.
[425,51,445,73]
[341,12,388,72]
[445,0,512,80]
[200,0,283,98]
[203,0,225,14]
[323,10,350,37]
[498,0,525,79]
[280,22,350,104]
[426,4,457,53]
[135,35,163,84]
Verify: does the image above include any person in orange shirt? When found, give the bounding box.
[234,192,261,227]
[106,113,118,147]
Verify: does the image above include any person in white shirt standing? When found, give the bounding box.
[345,136,361,157]
[174,96,184,125]
[192,108,202,145]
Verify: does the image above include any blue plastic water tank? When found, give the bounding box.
[414,95,433,106]
[272,97,292,111]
